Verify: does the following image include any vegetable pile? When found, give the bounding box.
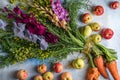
[0,0,120,80]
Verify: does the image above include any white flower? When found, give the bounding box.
[13,22,26,38]
[0,19,7,30]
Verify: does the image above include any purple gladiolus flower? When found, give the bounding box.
[44,32,58,44]
[8,13,14,19]
[51,0,70,22]
[15,17,23,23]
[0,19,7,30]
[26,22,46,35]
[13,6,22,15]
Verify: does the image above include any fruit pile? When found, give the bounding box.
[17,62,73,80]
[80,2,116,42]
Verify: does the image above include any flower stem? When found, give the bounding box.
[67,31,84,47]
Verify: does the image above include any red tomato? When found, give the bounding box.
[101,28,114,39]
[93,5,104,16]
[110,1,120,9]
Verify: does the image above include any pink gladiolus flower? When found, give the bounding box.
[51,0,70,22]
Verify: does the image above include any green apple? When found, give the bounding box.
[43,72,54,80]
[80,26,92,37]
[34,75,43,80]
[60,72,72,80]
[90,22,101,31]
[72,58,84,69]
[91,34,102,43]
[37,64,47,74]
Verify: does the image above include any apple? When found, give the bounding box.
[93,5,104,16]
[17,69,28,80]
[60,72,72,80]
[109,1,120,9]
[82,13,92,24]
[53,62,63,73]
[101,28,114,39]
[72,58,84,69]
[91,34,102,43]
[37,64,47,74]
[80,25,92,37]
[43,72,54,80]
[90,22,101,31]
[34,75,43,80]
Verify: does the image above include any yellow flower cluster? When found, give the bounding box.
[10,0,27,10]
[10,0,17,4]
[11,37,54,64]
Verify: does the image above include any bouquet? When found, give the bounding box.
[0,0,119,80]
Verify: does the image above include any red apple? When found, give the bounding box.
[53,62,63,73]
[109,1,120,9]
[101,28,114,39]
[37,64,47,74]
[17,69,28,80]
[34,75,43,80]
[82,13,92,24]
[93,5,104,16]
[60,72,72,80]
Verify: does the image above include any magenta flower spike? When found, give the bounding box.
[13,6,22,15]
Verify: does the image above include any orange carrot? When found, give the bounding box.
[94,56,108,79]
[87,67,100,80]
[106,61,120,80]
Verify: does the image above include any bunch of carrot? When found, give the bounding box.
[91,43,120,80]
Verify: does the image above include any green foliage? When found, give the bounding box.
[65,0,89,31]
[96,43,117,62]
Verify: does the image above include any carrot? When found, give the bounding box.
[94,56,108,79]
[87,54,100,80]
[87,67,100,80]
[106,61,120,80]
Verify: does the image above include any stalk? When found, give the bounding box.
[67,31,84,47]
[87,53,95,68]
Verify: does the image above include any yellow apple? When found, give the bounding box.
[37,64,47,74]
[60,72,72,80]
[72,58,84,69]
[34,75,43,80]
[82,13,92,24]
[91,34,102,43]
[90,22,101,31]
[80,25,92,37]
[43,72,54,80]
[17,69,28,80]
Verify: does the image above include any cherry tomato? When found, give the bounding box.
[101,28,114,39]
